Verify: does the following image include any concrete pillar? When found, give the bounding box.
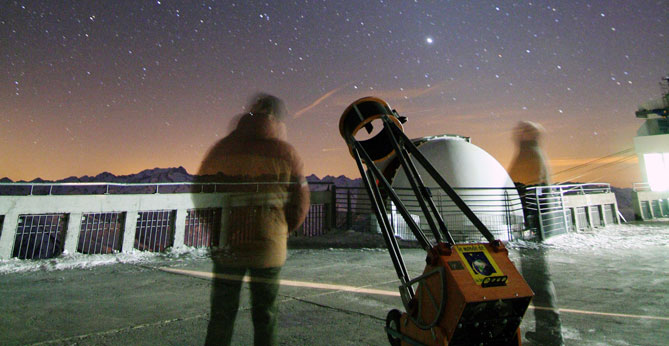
[122,211,139,252]
[64,212,82,255]
[599,205,607,227]
[586,206,593,229]
[173,209,187,248]
[0,213,19,259]
[572,208,580,231]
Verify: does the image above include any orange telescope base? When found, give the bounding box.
[387,241,533,346]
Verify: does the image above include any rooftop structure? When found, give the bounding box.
[632,76,669,219]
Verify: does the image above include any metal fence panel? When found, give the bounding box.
[362,186,525,242]
[13,214,67,259]
[565,208,575,231]
[78,212,124,254]
[591,207,602,228]
[576,207,589,230]
[297,204,327,237]
[134,210,175,252]
[184,208,221,248]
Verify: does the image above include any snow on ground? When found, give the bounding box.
[0,247,211,275]
[508,220,669,252]
[2,221,667,274]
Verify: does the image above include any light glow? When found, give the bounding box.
[644,153,669,191]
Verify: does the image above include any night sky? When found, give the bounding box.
[2,1,667,187]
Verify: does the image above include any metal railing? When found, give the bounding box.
[533,183,612,195]
[184,208,221,248]
[633,182,651,192]
[0,182,292,196]
[78,212,124,254]
[13,213,67,259]
[332,185,525,243]
[0,181,531,259]
[521,183,620,240]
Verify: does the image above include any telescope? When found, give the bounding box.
[339,97,533,345]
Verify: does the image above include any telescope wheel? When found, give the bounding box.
[386,309,402,346]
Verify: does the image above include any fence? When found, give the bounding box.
[0,181,529,259]
[0,182,336,260]
[331,185,525,243]
[521,183,621,240]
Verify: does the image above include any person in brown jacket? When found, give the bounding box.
[194,93,310,346]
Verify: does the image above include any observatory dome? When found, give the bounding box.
[380,134,523,242]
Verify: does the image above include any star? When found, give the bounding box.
[426,37,434,44]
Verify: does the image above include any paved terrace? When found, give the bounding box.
[1,225,668,346]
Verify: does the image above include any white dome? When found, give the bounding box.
[381,135,523,243]
[390,136,515,189]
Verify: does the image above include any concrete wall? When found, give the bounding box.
[0,190,334,260]
[632,190,669,220]
[562,192,620,229]
[0,193,229,259]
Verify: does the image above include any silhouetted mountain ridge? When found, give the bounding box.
[0,168,362,194]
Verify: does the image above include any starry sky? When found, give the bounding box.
[1,0,668,187]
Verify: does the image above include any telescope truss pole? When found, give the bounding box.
[352,141,432,250]
[388,121,497,243]
[380,115,456,245]
[351,145,414,299]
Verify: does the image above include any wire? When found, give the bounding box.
[551,147,634,178]
[555,153,637,184]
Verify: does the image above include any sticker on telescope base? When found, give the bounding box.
[454,244,504,285]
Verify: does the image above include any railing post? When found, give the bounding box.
[346,188,352,230]
[122,211,139,252]
[536,187,545,240]
[0,212,19,259]
[64,212,82,255]
[504,190,512,241]
[560,190,570,232]
[173,209,187,249]
[328,184,337,230]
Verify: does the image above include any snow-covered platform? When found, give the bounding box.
[1,222,667,345]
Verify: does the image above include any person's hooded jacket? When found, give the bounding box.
[196,113,310,268]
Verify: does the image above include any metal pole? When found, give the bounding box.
[353,141,432,250]
[536,188,545,240]
[352,147,414,296]
[346,189,352,230]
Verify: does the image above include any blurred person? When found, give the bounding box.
[193,93,310,346]
[508,121,564,345]
[508,121,552,186]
